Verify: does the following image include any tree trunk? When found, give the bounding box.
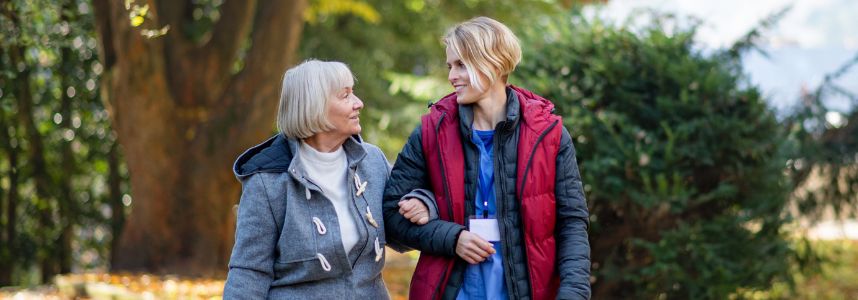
[0,110,18,286]
[93,0,307,275]
[57,0,77,273]
[8,29,58,283]
[107,141,125,268]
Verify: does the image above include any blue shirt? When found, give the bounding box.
[457,129,508,300]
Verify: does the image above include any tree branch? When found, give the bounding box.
[240,0,308,88]
[155,0,197,106]
[157,0,191,65]
[206,0,308,151]
[205,0,255,66]
[92,0,116,70]
[187,0,257,108]
[156,0,188,36]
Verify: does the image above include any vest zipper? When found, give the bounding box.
[431,112,451,300]
[519,120,559,199]
[516,119,559,298]
[495,126,518,298]
[435,112,454,221]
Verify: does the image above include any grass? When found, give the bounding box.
[739,239,858,299]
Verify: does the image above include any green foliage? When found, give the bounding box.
[515,13,798,298]
[753,240,858,300]
[299,0,561,157]
[0,0,128,285]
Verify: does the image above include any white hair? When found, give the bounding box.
[277,59,355,138]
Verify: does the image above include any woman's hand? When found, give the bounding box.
[398,198,430,225]
[455,231,495,264]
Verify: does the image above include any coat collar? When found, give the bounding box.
[457,86,521,136]
[233,133,366,182]
[429,85,555,134]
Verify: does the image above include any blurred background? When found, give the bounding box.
[0,0,856,299]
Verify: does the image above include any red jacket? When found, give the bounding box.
[411,85,563,300]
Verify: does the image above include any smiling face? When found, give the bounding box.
[446,47,490,105]
[324,82,364,140]
[443,17,522,106]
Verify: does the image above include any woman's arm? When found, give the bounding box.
[554,127,592,300]
[382,126,464,256]
[398,189,439,225]
[223,175,278,299]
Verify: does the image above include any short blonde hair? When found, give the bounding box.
[443,16,522,92]
[277,59,355,138]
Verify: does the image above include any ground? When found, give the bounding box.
[1,235,856,299]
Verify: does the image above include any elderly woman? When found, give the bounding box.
[224,60,426,299]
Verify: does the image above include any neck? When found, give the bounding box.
[303,133,347,153]
[472,83,508,130]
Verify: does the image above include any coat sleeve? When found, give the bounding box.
[400,188,439,221]
[383,125,465,256]
[555,126,592,300]
[223,174,278,299]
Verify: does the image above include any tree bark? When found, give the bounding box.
[57,0,77,274]
[0,110,18,286]
[0,9,18,284]
[107,140,125,268]
[7,21,59,283]
[93,0,307,275]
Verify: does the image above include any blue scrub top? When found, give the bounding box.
[457,129,508,300]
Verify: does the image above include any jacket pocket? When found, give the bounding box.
[273,253,344,285]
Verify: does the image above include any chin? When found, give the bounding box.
[456,95,476,105]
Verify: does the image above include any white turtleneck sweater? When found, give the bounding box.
[298,141,359,254]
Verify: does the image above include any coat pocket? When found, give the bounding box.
[273,253,345,285]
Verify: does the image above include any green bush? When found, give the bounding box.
[758,239,858,300]
[515,14,795,299]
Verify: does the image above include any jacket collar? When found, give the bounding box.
[508,85,557,133]
[233,133,366,181]
[285,136,366,191]
[457,86,521,136]
[431,85,557,129]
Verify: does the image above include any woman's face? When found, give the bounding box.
[446,47,489,105]
[325,83,364,139]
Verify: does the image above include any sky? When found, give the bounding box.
[585,0,858,113]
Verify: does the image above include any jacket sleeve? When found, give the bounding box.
[223,174,278,299]
[383,125,465,256]
[384,137,440,227]
[400,188,439,221]
[555,126,592,300]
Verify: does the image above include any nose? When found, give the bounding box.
[448,67,458,84]
[352,95,364,110]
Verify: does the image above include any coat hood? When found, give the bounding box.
[232,134,364,181]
